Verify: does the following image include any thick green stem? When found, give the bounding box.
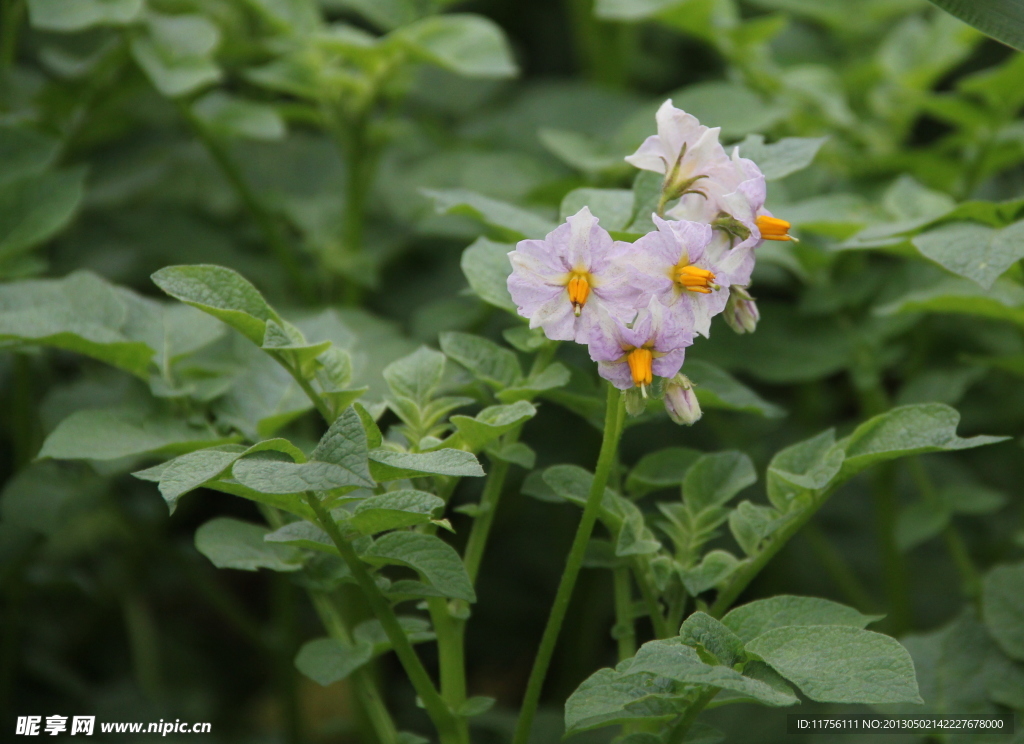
[428,599,469,744]
[512,384,626,744]
[176,102,310,302]
[271,575,302,744]
[872,464,913,634]
[462,456,513,585]
[613,568,636,661]
[302,492,459,741]
[667,687,720,744]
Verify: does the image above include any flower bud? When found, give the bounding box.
[723,285,759,335]
[664,373,701,425]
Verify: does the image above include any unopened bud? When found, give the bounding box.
[664,373,701,426]
[724,285,759,335]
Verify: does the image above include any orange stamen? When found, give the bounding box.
[676,265,717,294]
[627,348,653,390]
[567,273,591,316]
[756,215,797,241]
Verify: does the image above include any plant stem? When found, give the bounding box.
[802,521,878,612]
[427,599,469,744]
[613,567,636,661]
[310,592,398,744]
[176,102,311,302]
[302,492,460,742]
[511,384,626,744]
[666,687,720,744]
[872,464,913,634]
[271,574,303,744]
[709,489,834,618]
[0,0,24,68]
[632,557,671,638]
[462,456,513,585]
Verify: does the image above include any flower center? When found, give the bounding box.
[627,348,653,389]
[566,272,591,316]
[756,215,796,241]
[676,265,717,294]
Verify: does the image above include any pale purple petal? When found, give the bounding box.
[624,134,669,173]
[651,298,696,352]
[652,215,712,266]
[529,293,576,341]
[598,360,635,390]
[652,347,686,379]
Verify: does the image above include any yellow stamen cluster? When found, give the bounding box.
[677,265,717,294]
[756,215,797,242]
[627,348,653,395]
[567,273,591,316]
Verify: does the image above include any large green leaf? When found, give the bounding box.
[439,332,522,390]
[448,401,536,451]
[382,346,446,406]
[362,532,476,602]
[309,406,373,487]
[982,562,1024,661]
[395,14,517,78]
[349,490,445,534]
[679,612,747,667]
[722,596,882,643]
[737,135,828,181]
[194,517,303,572]
[294,637,372,686]
[913,221,1024,290]
[368,449,485,480]
[27,0,143,31]
[152,264,281,344]
[838,404,1008,480]
[39,407,234,461]
[682,451,756,512]
[130,13,222,98]
[628,638,799,706]
[0,167,85,262]
[685,360,785,419]
[232,458,371,495]
[564,667,682,735]
[427,189,556,241]
[625,446,702,497]
[461,236,517,313]
[0,271,156,377]
[925,0,1024,51]
[746,626,922,704]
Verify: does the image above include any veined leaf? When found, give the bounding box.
[722,595,882,643]
[369,449,485,480]
[195,517,303,572]
[362,532,476,602]
[349,490,445,534]
[925,0,1024,51]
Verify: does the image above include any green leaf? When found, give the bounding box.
[294,637,373,686]
[838,404,1008,481]
[362,532,476,602]
[626,446,702,497]
[39,407,233,461]
[426,189,556,241]
[500,363,571,402]
[152,265,281,344]
[0,461,100,536]
[0,167,85,262]
[133,445,247,512]
[461,236,517,312]
[895,499,950,552]
[544,130,631,178]
[27,0,143,31]
[0,126,59,185]
[737,134,828,181]
[353,616,436,653]
[264,521,336,553]
[594,0,686,21]
[455,696,495,717]
[683,451,756,513]
[194,517,303,572]
[383,346,446,406]
[310,406,374,487]
[559,188,634,234]
[728,501,785,556]
[722,595,882,643]
[628,638,799,706]
[766,429,844,512]
[679,611,747,666]
[232,458,371,495]
[746,626,922,704]
[670,82,784,139]
[130,13,223,98]
[192,92,285,141]
[680,550,740,595]
[913,221,1024,290]
[395,14,517,78]
[368,449,485,480]
[925,0,1024,51]
[982,562,1024,661]
[0,271,155,377]
[439,332,522,389]
[564,667,682,735]
[485,441,536,470]
[349,490,445,534]
[448,401,536,451]
[878,275,1024,328]
[685,360,785,419]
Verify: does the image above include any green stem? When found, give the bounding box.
[613,567,636,661]
[176,102,311,302]
[302,492,459,741]
[0,0,24,68]
[872,464,913,634]
[632,557,671,638]
[271,574,303,744]
[122,594,163,701]
[667,687,720,744]
[511,384,626,744]
[428,599,469,744]
[463,456,513,584]
[802,521,878,612]
[710,489,834,618]
[310,592,398,744]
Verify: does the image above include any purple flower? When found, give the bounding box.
[507,207,638,343]
[587,298,695,393]
[628,215,754,338]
